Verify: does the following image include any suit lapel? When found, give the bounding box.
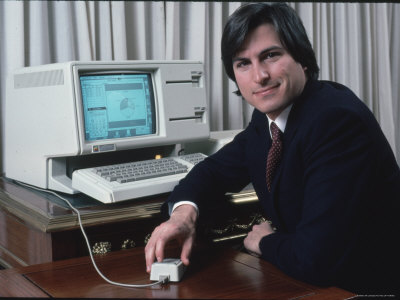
[252,109,271,188]
[269,83,307,194]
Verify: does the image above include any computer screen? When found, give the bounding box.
[80,73,156,141]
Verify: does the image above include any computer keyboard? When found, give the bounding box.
[71,153,207,203]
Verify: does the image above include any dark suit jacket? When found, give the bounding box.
[163,80,400,295]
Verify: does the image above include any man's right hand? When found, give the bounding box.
[144,204,198,273]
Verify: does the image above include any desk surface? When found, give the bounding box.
[0,246,355,299]
[0,177,165,232]
[0,177,260,268]
[0,177,257,233]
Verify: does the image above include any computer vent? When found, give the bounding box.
[14,69,64,89]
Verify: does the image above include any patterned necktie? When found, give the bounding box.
[266,122,283,192]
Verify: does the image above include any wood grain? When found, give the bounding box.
[0,246,355,299]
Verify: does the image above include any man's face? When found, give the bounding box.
[233,24,307,120]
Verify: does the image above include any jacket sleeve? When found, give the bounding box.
[161,126,252,217]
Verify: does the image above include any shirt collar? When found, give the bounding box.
[267,104,293,137]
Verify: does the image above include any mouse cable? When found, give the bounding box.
[16,181,167,288]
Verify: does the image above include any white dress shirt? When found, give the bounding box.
[267,104,292,135]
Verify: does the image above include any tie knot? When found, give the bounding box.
[270,122,282,141]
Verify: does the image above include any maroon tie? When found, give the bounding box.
[266,122,283,192]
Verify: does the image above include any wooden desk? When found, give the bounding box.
[0,246,356,299]
[0,177,166,267]
[0,177,260,268]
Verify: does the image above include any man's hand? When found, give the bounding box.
[144,204,197,273]
[243,221,274,256]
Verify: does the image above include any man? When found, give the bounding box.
[145,3,400,295]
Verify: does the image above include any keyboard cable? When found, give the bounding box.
[15,181,169,288]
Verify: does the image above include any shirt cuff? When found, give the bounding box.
[171,201,199,216]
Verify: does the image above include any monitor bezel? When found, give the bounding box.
[73,65,160,154]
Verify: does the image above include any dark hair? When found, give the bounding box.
[221,2,319,86]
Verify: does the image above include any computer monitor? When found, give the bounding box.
[4,61,209,193]
[73,62,208,155]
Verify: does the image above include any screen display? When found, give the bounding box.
[79,73,156,141]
